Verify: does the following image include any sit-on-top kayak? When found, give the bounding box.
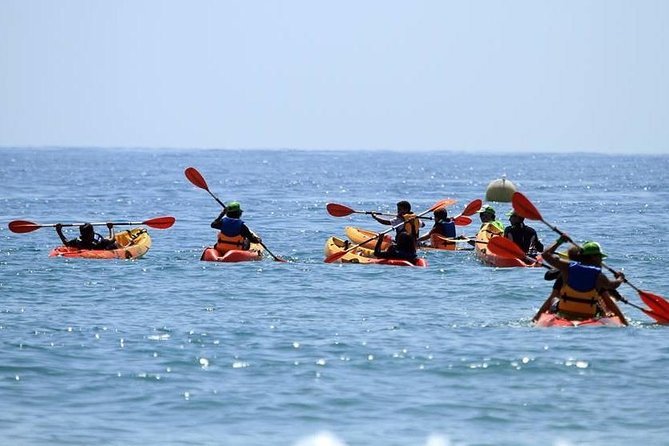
[425,233,474,251]
[345,226,393,250]
[535,312,626,327]
[49,228,151,260]
[200,243,263,263]
[475,223,539,267]
[324,236,427,267]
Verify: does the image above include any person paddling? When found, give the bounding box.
[211,201,262,253]
[476,205,504,232]
[417,207,462,247]
[374,232,418,264]
[56,222,118,250]
[540,235,626,321]
[503,210,544,256]
[371,200,422,243]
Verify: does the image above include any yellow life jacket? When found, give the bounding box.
[402,213,421,238]
[215,232,247,254]
[557,283,599,319]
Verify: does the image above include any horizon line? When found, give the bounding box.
[0,145,666,156]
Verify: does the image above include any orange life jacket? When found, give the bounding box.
[557,284,599,319]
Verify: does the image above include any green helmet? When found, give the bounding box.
[581,241,607,258]
[226,201,242,213]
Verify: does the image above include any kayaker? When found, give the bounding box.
[476,205,504,232]
[371,200,422,241]
[373,232,418,264]
[539,235,626,321]
[417,207,460,246]
[503,210,544,255]
[211,201,262,253]
[533,245,581,321]
[56,222,118,250]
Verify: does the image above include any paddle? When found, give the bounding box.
[324,198,451,263]
[184,167,288,263]
[511,191,669,322]
[184,166,227,209]
[8,216,176,233]
[327,199,457,220]
[487,236,666,323]
[326,203,437,220]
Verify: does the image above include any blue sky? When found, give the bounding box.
[1,0,667,153]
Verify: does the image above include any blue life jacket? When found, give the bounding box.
[436,221,456,238]
[567,262,601,292]
[220,217,244,237]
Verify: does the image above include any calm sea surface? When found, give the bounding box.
[1,148,668,445]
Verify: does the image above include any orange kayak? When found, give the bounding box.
[200,244,263,263]
[49,228,151,260]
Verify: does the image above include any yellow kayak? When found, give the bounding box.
[324,236,427,267]
[344,226,393,250]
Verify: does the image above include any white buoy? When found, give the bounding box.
[485,176,517,202]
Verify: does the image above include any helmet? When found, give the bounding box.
[581,241,607,258]
[225,201,243,213]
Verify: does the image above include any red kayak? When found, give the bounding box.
[535,312,626,327]
[200,244,263,263]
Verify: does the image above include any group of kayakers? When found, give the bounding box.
[45,194,627,324]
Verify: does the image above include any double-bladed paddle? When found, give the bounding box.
[326,198,479,227]
[8,216,176,233]
[326,200,456,220]
[509,191,669,323]
[324,198,451,263]
[184,167,288,263]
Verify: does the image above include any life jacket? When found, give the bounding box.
[436,220,456,238]
[215,217,247,253]
[399,213,421,238]
[557,262,602,318]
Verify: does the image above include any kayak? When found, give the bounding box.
[426,233,473,251]
[346,226,468,252]
[49,228,151,260]
[535,312,626,327]
[345,226,393,250]
[324,236,427,267]
[200,244,263,263]
[474,223,539,267]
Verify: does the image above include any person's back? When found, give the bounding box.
[542,237,625,320]
[503,211,543,254]
[211,201,261,253]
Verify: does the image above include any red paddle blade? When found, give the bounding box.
[430,198,457,212]
[8,220,41,233]
[487,236,526,259]
[460,199,483,216]
[642,308,669,325]
[326,203,355,217]
[639,291,669,319]
[143,216,176,229]
[184,167,209,191]
[512,192,542,221]
[453,216,472,226]
[324,250,347,263]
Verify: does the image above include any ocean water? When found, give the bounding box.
[1,148,668,446]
